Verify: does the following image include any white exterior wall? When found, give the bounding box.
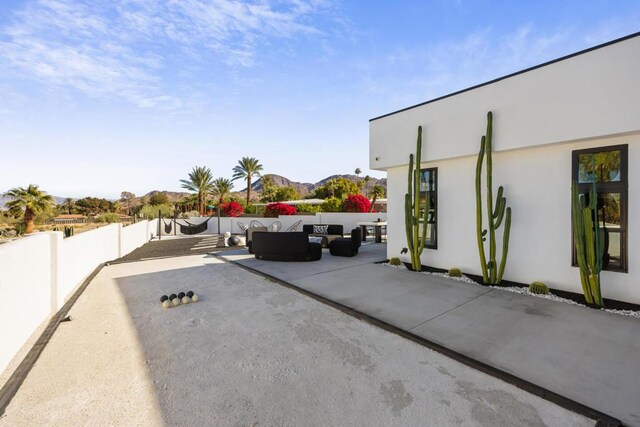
[370,35,640,169]
[374,35,640,304]
[0,220,156,374]
[386,134,639,303]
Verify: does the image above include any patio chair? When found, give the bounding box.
[285,220,302,232]
[268,221,282,232]
[236,221,249,232]
[250,220,265,228]
[329,228,361,257]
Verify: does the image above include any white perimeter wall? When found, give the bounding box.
[0,219,158,374]
[161,213,387,236]
[385,133,639,304]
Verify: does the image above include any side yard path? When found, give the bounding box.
[219,247,640,426]
[0,255,590,426]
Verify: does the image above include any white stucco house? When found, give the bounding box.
[369,32,640,304]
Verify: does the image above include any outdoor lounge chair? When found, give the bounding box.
[329,228,361,257]
[246,226,268,254]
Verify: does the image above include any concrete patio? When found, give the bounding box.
[0,253,592,426]
[219,243,640,426]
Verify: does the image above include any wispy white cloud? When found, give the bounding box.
[0,0,341,110]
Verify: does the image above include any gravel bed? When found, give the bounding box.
[382,263,640,319]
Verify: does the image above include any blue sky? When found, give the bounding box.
[1,0,639,199]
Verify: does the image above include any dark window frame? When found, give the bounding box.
[571,144,628,273]
[419,167,438,250]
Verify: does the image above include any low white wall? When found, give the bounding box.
[0,234,53,374]
[0,220,156,374]
[163,213,388,236]
[121,221,152,255]
[56,225,120,308]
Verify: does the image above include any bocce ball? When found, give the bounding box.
[181,296,191,304]
[160,295,168,303]
[228,235,241,247]
[178,292,185,299]
[169,293,177,300]
[162,300,171,309]
[191,294,199,302]
[186,291,194,298]
[171,298,180,306]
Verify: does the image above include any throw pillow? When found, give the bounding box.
[313,225,329,234]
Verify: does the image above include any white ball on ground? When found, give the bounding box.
[162,300,171,309]
[172,298,180,306]
[181,296,191,304]
[191,294,199,302]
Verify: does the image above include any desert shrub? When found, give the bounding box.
[296,203,320,214]
[343,194,371,213]
[320,197,343,212]
[389,257,402,266]
[220,201,243,217]
[140,203,174,219]
[264,202,297,217]
[179,210,200,219]
[95,213,121,223]
[529,281,550,295]
[243,204,258,214]
[448,267,462,277]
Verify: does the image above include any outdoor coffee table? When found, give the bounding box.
[308,236,327,246]
[357,221,387,243]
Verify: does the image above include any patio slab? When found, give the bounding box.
[218,249,640,425]
[0,254,591,426]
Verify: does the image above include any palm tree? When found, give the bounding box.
[63,197,75,214]
[180,166,215,215]
[212,178,234,205]
[232,157,263,207]
[369,185,385,212]
[4,184,54,234]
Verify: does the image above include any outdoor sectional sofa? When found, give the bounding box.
[302,224,343,248]
[252,232,322,261]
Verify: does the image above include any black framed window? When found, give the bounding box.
[419,168,437,249]
[571,145,628,272]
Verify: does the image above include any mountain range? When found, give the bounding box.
[0,174,386,208]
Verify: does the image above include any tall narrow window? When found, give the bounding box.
[572,145,628,272]
[419,168,437,249]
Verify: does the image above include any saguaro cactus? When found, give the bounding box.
[571,178,604,307]
[475,112,512,285]
[404,126,429,271]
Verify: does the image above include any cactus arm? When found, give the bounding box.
[413,128,423,269]
[475,136,489,283]
[485,112,497,283]
[496,207,511,283]
[405,194,414,252]
[493,194,506,229]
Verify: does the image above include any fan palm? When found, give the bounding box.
[232,157,263,207]
[369,185,385,212]
[4,184,54,234]
[180,166,215,215]
[212,178,234,205]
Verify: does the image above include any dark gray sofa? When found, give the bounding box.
[252,232,322,261]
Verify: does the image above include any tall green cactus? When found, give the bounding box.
[571,178,604,307]
[475,112,512,285]
[404,126,429,271]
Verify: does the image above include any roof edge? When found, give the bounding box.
[369,31,640,122]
